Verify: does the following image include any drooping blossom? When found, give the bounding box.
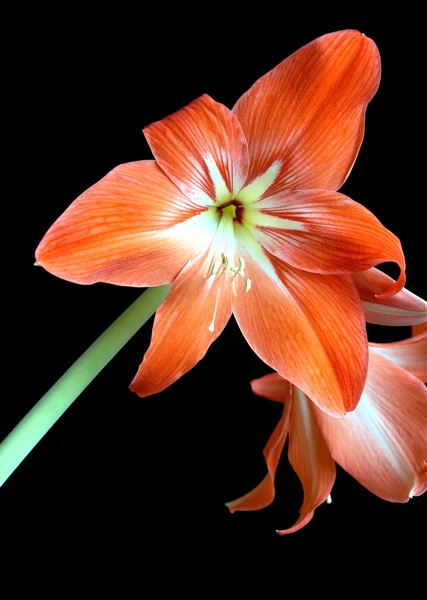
[226,323,427,533]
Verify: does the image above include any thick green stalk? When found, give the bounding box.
[0,285,170,487]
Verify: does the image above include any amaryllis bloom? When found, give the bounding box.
[36,30,410,417]
[226,323,427,534]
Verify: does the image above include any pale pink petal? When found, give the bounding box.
[370,333,427,383]
[315,349,427,502]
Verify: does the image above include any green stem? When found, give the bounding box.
[0,285,170,487]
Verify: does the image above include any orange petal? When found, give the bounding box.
[130,245,235,397]
[370,332,427,383]
[233,247,368,417]
[226,375,291,512]
[144,94,249,206]
[251,372,292,404]
[352,268,427,326]
[278,387,336,535]
[413,322,427,336]
[315,349,427,502]
[248,190,405,296]
[36,161,216,286]
[233,30,380,194]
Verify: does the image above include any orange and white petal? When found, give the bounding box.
[246,190,405,296]
[130,244,236,397]
[232,235,368,417]
[144,94,249,206]
[36,161,216,286]
[233,30,380,198]
[226,375,291,512]
[370,333,427,383]
[352,268,427,326]
[315,349,427,502]
[278,387,336,535]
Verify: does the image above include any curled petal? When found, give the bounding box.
[315,350,427,502]
[278,387,336,535]
[233,30,380,195]
[233,238,368,417]
[370,333,427,383]
[144,94,249,206]
[248,190,405,296]
[130,244,235,397]
[226,375,291,512]
[352,268,427,326]
[36,161,215,286]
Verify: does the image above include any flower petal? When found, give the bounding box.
[370,332,427,383]
[233,241,368,417]
[315,349,427,502]
[278,387,336,535]
[130,244,235,397]
[226,374,291,512]
[413,322,427,336]
[352,268,427,326]
[144,94,249,206]
[411,463,427,497]
[251,372,292,404]
[36,161,217,286]
[233,30,380,195]
[247,190,405,297]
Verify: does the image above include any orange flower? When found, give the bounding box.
[226,325,427,534]
[36,30,410,417]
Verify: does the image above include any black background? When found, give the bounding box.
[4,10,426,573]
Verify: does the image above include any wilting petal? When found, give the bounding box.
[144,94,249,206]
[248,190,405,296]
[36,161,217,286]
[233,30,380,196]
[315,350,427,502]
[226,375,291,512]
[370,333,427,383]
[353,268,427,326]
[130,245,235,397]
[278,387,336,535]
[233,238,368,417]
